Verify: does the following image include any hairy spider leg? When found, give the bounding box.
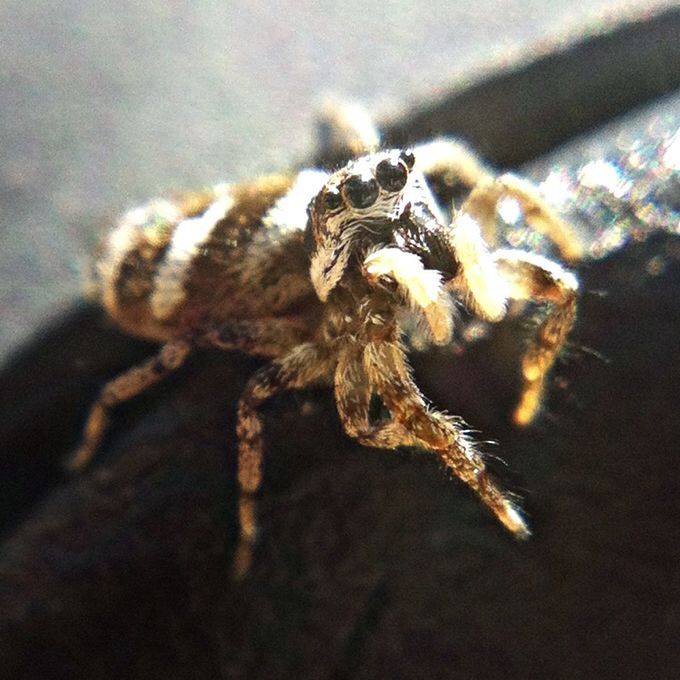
[412,138,496,192]
[411,139,582,262]
[362,339,530,538]
[202,317,311,358]
[314,99,381,164]
[234,342,334,578]
[493,249,578,426]
[334,344,419,448]
[465,173,583,262]
[66,339,192,471]
[446,211,510,322]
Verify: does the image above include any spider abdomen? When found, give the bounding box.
[95,171,329,342]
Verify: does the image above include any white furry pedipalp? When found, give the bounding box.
[364,247,453,345]
[449,212,508,322]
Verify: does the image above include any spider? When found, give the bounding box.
[68,103,580,577]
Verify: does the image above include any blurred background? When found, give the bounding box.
[0,0,676,357]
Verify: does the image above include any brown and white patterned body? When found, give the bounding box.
[97,172,329,349]
[71,104,581,578]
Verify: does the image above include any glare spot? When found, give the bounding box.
[589,225,627,259]
[497,197,522,225]
[578,160,632,199]
[645,255,666,277]
[662,130,680,171]
[540,169,572,207]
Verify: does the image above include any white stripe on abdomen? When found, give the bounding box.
[150,187,234,321]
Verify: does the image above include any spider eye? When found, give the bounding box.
[343,175,380,209]
[399,149,415,170]
[375,158,408,192]
[323,187,342,211]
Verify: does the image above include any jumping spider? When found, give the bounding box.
[69,104,580,577]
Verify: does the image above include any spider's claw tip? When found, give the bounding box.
[63,447,90,474]
[233,539,254,581]
[499,501,531,540]
[512,387,542,427]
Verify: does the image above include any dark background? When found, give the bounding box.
[1,3,679,679]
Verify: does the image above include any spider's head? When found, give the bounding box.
[307,149,416,301]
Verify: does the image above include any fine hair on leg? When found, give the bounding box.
[464,173,583,261]
[234,342,334,578]
[334,344,418,449]
[493,249,579,425]
[362,339,530,538]
[66,339,192,471]
[202,317,310,359]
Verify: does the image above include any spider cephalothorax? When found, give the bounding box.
[308,149,424,301]
[70,103,581,578]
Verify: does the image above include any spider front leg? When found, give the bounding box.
[66,338,192,471]
[464,173,583,262]
[445,213,577,425]
[334,345,419,449]
[234,342,334,578]
[413,138,582,261]
[357,340,529,538]
[314,99,380,164]
[493,249,579,426]
[413,138,496,195]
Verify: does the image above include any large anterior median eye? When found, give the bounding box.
[375,158,408,192]
[343,175,380,209]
